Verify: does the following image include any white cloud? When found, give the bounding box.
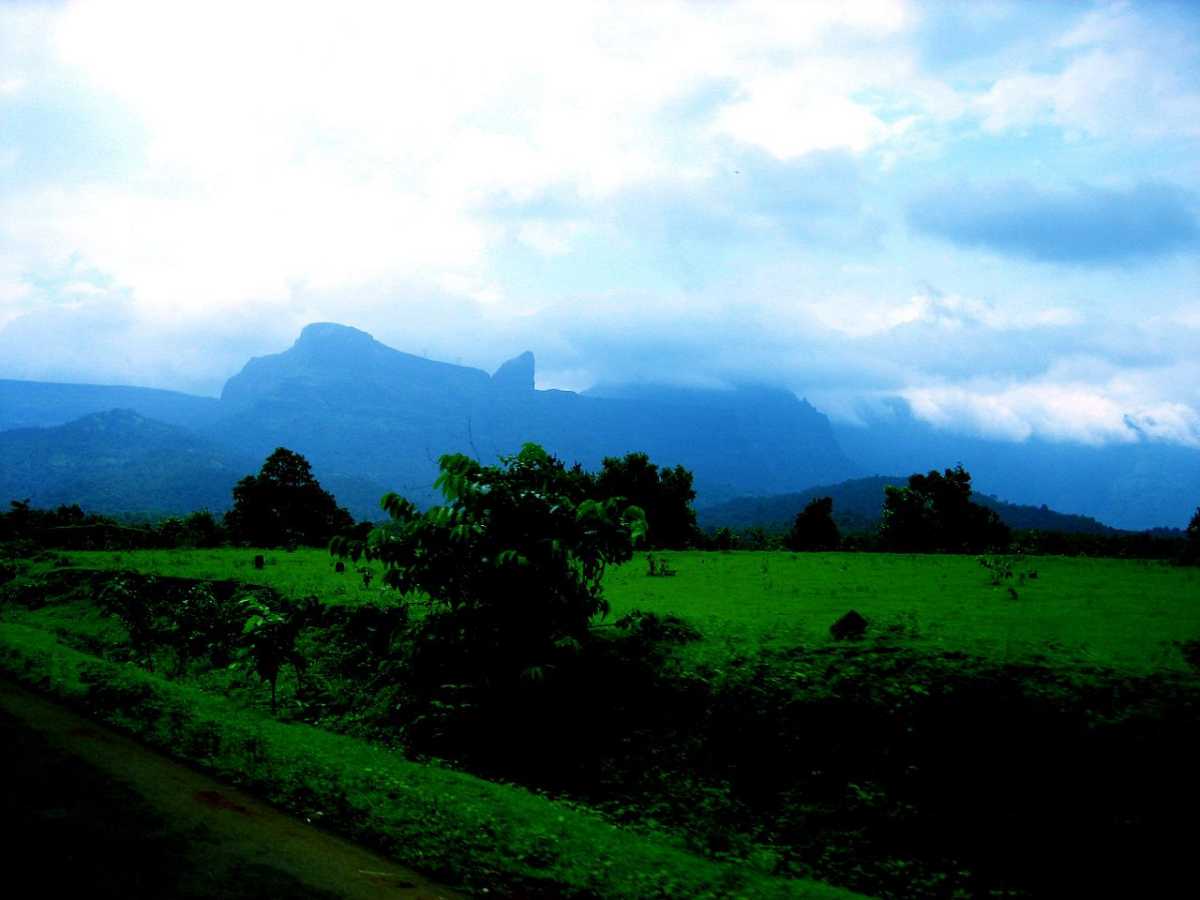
[975,4,1200,140]
[902,360,1200,447]
[0,0,1197,451]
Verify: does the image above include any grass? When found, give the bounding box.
[0,621,862,900]
[60,548,394,607]
[53,548,1200,673]
[604,550,1200,673]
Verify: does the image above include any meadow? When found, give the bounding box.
[61,547,1200,673]
[6,546,1199,898]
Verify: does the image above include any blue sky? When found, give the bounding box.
[1,0,1198,447]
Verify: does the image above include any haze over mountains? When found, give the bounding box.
[1,323,1197,530]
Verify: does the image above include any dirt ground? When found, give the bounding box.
[0,678,465,899]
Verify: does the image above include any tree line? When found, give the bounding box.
[2,447,1197,563]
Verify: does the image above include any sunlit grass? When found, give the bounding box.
[55,547,1200,673]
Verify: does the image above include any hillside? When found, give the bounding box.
[697,475,1119,535]
[834,400,1200,531]
[0,379,221,431]
[0,410,251,516]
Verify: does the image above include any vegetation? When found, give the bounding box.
[785,496,840,551]
[1185,505,1200,565]
[331,443,647,742]
[4,458,1200,899]
[595,452,700,548]
[224,447,354,547]
[879,465,1010,552]
[4,551,1198,898]
[0,623,857,900]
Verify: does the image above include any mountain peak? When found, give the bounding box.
[492,351,535,392]
[295,322,380,353]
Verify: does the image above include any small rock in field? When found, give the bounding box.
[830,610,869,641]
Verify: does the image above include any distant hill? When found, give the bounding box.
[0,379,221,431]
[833,399,1200,531]
[3,322,1195,529]
[0,410,250,517]
[697,475,1118,535]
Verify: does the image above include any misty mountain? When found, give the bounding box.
[0,410,249,516]
[2,323,1196,530]
[0,379,221,431]
[207,323,856,506]
[833,399,1200,531]
[697,476,1118,535]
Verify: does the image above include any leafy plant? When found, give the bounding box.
[333,443,646,684]
[237,596,311,712]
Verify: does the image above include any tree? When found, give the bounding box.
[595,452,699,548]
[333,443,646,681]
[1184,506,1200,565]
[224,448,353,547]
[786,496,840,551]
[879,465,1009,553]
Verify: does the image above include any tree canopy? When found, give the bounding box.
[594,452,699,548]
[333,443,646,680]
[224,447,353,547]
[1185,506,1200,565]
[786,496,841,551]
[879,465,1010,553]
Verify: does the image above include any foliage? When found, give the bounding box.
[1184,506,1200,565]
[172,583,243,674]
[224,448,354,547]
[879,465,1010,553]
[595,452,700,549]
[785,496,841,551]
[236,595,314,711]
[0,623,854,900]
[155,510,227,548]
[333,443,647,683]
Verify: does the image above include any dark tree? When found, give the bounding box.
[1184,506,1200,565]
[879,465,1009,553]
[786,496,841,550]
[595,452,699,548]
[224,448,353,547]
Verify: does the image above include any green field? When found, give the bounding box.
[9,546,1198,898]
[60,547,1200,673]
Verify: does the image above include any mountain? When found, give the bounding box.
[207,323,856,506]
[833,399,1200,531]
[4,322,1194,529]
[0,379,221,431]
[697,475,1119,535]
[0,410,251,516]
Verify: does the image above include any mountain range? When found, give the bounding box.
[1,322,1197,530]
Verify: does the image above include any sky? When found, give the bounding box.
[1,0,1198,448]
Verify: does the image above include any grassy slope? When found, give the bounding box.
[0,621,860,900]
[62,548,1200,673]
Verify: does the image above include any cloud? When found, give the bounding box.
[907,180,1198,264]
[901,361,1200,448]
[973,3,1200,140]
[1,0,1199,454]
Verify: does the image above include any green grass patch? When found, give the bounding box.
[60,548,395,608]
[0,622,861,900]
[56,549,1200,673]
[605,551,1200,672]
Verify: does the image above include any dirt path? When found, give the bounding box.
[0,679,466,899]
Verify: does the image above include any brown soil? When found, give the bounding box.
[0,678,466,899]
